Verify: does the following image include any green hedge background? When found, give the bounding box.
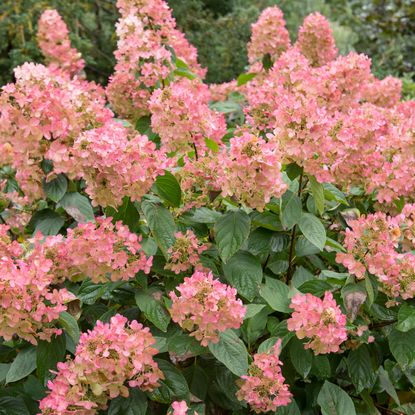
[1,0,415,85]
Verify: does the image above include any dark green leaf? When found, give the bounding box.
[298,213,326,251]
[105,197,140,232]
[317,381,356,415]
[37,335,66,384]
[0,397,30,415]
[347,345,377,393]
[223,251,262,301]
[275,401,301,415]
[260,277,290,313]
[142,200,176,258]
[30,209,65,236]
[298,280,332,296]
[214,210,250,262]
[135,291,170,332]
[280,191,302,230]
[155,171,182,207]
[389,328,415,369]
[58,311,80,346]
[289,338,312,378]
[6,347,37,383]
[43,174,67,203]
[208,330,249,376]
[236,72,256,86]
[57,192,94,223]
[309,176,324,215]
[397,303,415,332]
[109,389,148,415]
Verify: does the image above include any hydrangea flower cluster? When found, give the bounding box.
[39,314,163,415]
[149,78,226,153]
[169,270,246,346]
[247,6,290,64]
[236,340,292,413]
[0,63,112,201]
[287,292,348,354]
[295,12,338,67]
[0,224,23,258]
[165,230,208,274]
[0,256,75,344]
[217,131,287,211]
[107,0,204,121]
[169,401,189,415]
[37,9,85,77]
[337,205,415,300]
[59,121,167,207]
[36,217,152,284]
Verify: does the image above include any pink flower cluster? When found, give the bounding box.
[0,224,23,258]
[107,0,204,121]
[337,205,415,300]
[169,270,246,346]
[236,340,292,413]
[36,217,152,284]
[169,401,189,415]
[0,256,75,344]
[149,78,226,153]
[0,63,112,201]
[217,131,287,211]
[247,6,290,64]
[37,9,85,76]
[165,230,208,274]
[39,314,163,415]
[295,13,338,67]
[59,121,167,207]
[287,292,347,354]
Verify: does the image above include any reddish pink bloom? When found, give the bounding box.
[165,230,208,274]
[34,217,152,284]
[39,314,163,415]
[296,13,338,67]
[236,340,292,413]
[169,270,246,346]
[169,401,189,415]
[217,131,287,211]
[247,6,290,64]
[37,9,85,77]
[287,292,347,354]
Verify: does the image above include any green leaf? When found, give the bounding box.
[347,345,377,393]
[43,174,67,203]
[389,328,415,369]
[223,251,263,301]
[397,303,415,332]
[280,191,302,230]
[323,183,348,205]
[237,72,256,86]
[295,236,321,257]
[0,397,30,415]
[167,332,206,357]
[142,200,177,258]
[377,366,400,405]
[317,381,356,415]
[214,210,251,262]
[298,213,326,251]
[183,365,208,400]
[105,197,140,232]
[190,208,222,224]
[275,401,301,415]
[30,209,65,236]
[208,330,249,376]
[135,291,170,332]
[244,304,266,319]
[58,311,80,346]
[155,171,182,207]
[260,277,290,313]
[6,347,37,383]
[109,389,148,415]
[311,355,331,379]
[309,176,324,215]
[298,280,332,296]
[289,338,312,378]
[57,192,94,223]
[135,116,151,134]
[174,67,197,80]
[149,359,189,403]
[205,137,219,152]
[36,335,66,384]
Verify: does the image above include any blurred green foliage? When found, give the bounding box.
[0,0,414,86]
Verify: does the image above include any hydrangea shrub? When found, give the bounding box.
[1,2,415,414]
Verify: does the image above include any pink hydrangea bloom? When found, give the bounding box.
[169,270,246,346]
[247,6,290,64]
[169,401,189,415]
[39,314,163,415]
[149,78,226,153]
[107,0,204,121]
[60,120,167,207]
[0,256,75,344]
[362,75,402,108]
[0,63,112,201]
[37,9,85,76]
[236,340,292,413]
[0,224,23,258]
[35,217,152,284]
[296,13,338,67]
[209,80,238,102]
[337,206,415,300]
[217,131,287,211]
[165,230,208,274]
[287,292,348,354]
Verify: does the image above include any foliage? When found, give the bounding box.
[0,1,414,415]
